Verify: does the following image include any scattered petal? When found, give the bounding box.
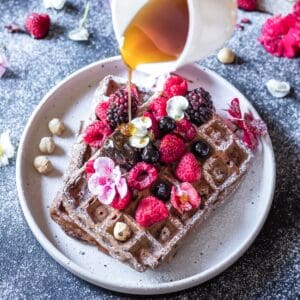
[0,131,14,167]
[266,79,291,98]
[5,23,24,33]
[68,27,89,41]
[44,0,66,10]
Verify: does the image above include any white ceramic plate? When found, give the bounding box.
[16,56,275,295]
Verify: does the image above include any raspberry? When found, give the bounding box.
[143,111,159,138]
[175,153,201,182]
[149,96,168,121]
[174,119,197,141]
[135,196,168,227]
[171,182,201,214]
[85,160,95,173]
[83,121,112,148]
[95,101,109,125]
[185,87,214,126]
[106,86,139,129]
[164,75,188,98]
[237,0,257,11]
[128,162,158,190]
[110,189,132,210]
[159,134,185,163]
[25,13,50,39]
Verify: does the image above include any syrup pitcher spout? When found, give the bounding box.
[111,0,237,74]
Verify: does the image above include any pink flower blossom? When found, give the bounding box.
[0,53,10,79]
[226,98,268,150]
[88,157,128,205]
[170,182,201,214]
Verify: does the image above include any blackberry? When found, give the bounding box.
[106,87,139,129]
[152,181,171,202]
[158,117,176,134]
[185,88,214,126]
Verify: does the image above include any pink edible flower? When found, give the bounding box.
[171,182,201,214]
[226,98,267,150]
[258,3,300,58]
[0,52,10,79]
[88,157,128,205]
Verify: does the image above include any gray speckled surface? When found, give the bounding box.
[0,1,299,299]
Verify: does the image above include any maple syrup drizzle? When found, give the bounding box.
[120,0,189,122]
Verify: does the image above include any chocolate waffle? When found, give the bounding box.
[50,75,253,272]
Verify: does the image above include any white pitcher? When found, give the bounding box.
[111,0,237,74]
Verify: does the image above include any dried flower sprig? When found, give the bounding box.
[225,98,267,150]
[68,2,91,41]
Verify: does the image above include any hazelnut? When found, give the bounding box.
[217,47,235,64]
[39,137,56,154]
[33,156,53,174]
[113,222,131,242]
[48,118,65,136]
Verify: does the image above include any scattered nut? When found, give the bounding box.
[113,221,131,242]
[217,48,235,64]
[33,156,53,174]
[48,118,65,136]
[39,136,56,154]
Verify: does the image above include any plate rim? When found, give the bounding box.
[16,55,276,295]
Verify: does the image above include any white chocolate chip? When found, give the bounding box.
[217,48,235,64]
[166,96,189,121]
[39,137,56,154]
[48,118,65,136]
[266,79,290,98]
[33,156,53,174]
[113,222,131,242]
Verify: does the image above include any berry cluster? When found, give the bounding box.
[84,75,214,228]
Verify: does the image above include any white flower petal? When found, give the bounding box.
[167,96,189,121]
[68,27,89,41]
[44,0,66,9]
[131,116,152,130]
[266,79,290,98]
[111,165,121,183]
[133,126,148,138]
[129,136,150,148]
[116,177,128,199]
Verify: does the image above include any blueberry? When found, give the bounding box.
[152,181,171,201]
[158,117,176,134]
[192,141,210,158]
[141,144,160,163]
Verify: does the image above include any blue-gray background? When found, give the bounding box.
[0,1,299,299]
